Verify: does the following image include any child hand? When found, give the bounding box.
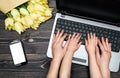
[85,33,97,56]
[52,30,70,60]
[67,32,82,54]
[96,37,111,70]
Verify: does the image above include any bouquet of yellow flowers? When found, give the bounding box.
[3,0,52,34]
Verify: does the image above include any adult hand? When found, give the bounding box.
[52,30,70,60]
[59,32,82,78]
[67,32,82,54]
[96,37,111,69]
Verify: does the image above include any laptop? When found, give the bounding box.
[47,0,120,72]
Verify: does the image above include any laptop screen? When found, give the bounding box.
[56,0,120,25]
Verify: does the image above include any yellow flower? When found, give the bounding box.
[30,13,39,20]
[45,8,52,17]
[27,3,35,13]
[20,8,29,16]
[21,17,27,29]
[11,9,20,19]
[5,17,14,30]
[4,0,53,34]
[29,0,36,4]
[25,16,33,27]
[14,22,24,34]
[31,23,39,30]
[40,0,48,4]
[34,4,46,12]
[38,15,46,22]
[15,17,21,22]
[31,0,40,3]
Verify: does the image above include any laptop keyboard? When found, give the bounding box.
[54,18,120,52]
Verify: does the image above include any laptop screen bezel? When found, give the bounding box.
[56,0,120,26]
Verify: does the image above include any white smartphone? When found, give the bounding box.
[9,40,27,66]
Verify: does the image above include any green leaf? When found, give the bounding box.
[6,12,13,17]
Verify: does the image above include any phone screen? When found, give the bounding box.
[9,40,26,65]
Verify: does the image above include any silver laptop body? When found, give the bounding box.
[47,0,120,72]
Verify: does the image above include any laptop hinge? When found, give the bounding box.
[61,14,65,18]
[61,10,66,14]
[60,11,67,18]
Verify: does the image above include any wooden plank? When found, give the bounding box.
[0,54,47,60]
[0,62,119,78]
[0,54,49,71]
[0,12,6,20]
[0,72,48,78]
[0,71,120,78]
[0,41,49,54]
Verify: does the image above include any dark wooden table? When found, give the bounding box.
[0,0,120,78]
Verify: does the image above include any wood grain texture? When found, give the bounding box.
[0,0,120,78]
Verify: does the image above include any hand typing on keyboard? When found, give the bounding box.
[95,37,111,78]
[47,30,111,78]
[51,30,68,60]
[47,30,82,78]
[85,33,98,55]
[85,33,111,78]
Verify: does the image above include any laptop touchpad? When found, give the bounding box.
[72,57,86,63]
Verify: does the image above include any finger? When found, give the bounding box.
[95,46,100,59]
[105,38,109,50]
[108,43,112,52]
[75,33,80,39]
[60,34,67,45]
[108,43,112,57]
[95,37,98,45]
[52,34,55,42]
[64,38,70,50]
[93,33,96,39]
[69,34,72,39]
[56,30,60,38]
[77,41,82,48]
[85,38,88,46]
[58,30,64,38]
[78,34,81,42]
[98,39,105,52]
[97,38,99,46]
[56,30,64,42]
[92,33,95,39]
[87,33,90,42]
[76,33,81,43]
[71,32,76,39]
[101,37,107,50]
[90,32,93,39]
